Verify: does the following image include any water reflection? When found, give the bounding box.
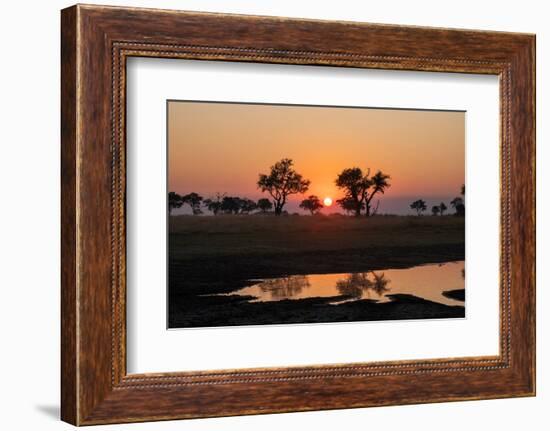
[219,261,465,307]
[336,272,390,299]
[258,275,310,300]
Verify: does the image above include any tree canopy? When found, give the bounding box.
[335,167,390,217]
[299,195,324,215]
[168,192,183,214]
[336,196,364,215]
[220,196,242,214]
[335,168,371,217]
[257,158,310,215]
[257,198,273,213]
[239,198,258,214]
[450,197,464,216]
[203,192,225,215]
[181,192,203,215]
[366,171,391,216]
[410,199,427,216]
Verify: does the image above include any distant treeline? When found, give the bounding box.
[169,158,464,217]
[168,192,273,215]
[410,184,465,217]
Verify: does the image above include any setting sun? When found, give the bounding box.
[323,197,333,207]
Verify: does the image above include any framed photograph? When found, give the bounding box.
[61,4,535,425]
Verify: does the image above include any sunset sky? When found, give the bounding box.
[168,101,464,215]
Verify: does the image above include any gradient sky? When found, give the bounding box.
[168,101,464,215]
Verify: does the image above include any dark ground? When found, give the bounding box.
[168,214,465,328]
[443,289,466,301]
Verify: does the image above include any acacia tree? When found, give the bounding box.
[431,205,441,216]
[239,198,258,214]
[203,192,226,215]
[334,168,371,217]
[257,198,273,213]
[450,197,465,216]
[220,196,242,214]
[335,168,391,217]
[439,202,448,216]
[336,196,363,216]
[452,185,466,216]
[410,199,427,216]
[299,195,324,215]
[181,192,203,215]
[257,158,310,215]
[365,171,391,217]
[450,197,463,208]
[168,192,183,215]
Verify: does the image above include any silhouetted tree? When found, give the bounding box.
[203,192,226,215]
[365,171,391,216]
[168,192,183,215]
[450,197,463,208]
[410,199,427,216]
[439,202,448,216]
[239,198,258,214]
[336,196,364,216]
[257,158,310,215]
[335,167,391,217]
[299,195,324,215]
[454,185,466,216]
[335,167,371,217]
[181,192,203,215]
[450,197,465,216]
[257,198,273,213]
[221,196,242,214]
[431,205,441,216]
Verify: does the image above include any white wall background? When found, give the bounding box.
[0,0,546,429]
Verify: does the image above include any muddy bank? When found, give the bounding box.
[169,293,464,328]
[442,289,466,301]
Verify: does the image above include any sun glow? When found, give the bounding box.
[323,197,333,207]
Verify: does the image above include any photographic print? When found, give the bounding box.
[168,101,465,328]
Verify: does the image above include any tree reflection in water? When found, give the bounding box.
[258,275,310,300]
[336,272,391,299]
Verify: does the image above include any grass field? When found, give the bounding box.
[169,214,465,258]
[168,214,465,328]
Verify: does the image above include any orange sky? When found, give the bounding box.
[168,101,464,214]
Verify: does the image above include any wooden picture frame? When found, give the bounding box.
[61,4,535,425]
